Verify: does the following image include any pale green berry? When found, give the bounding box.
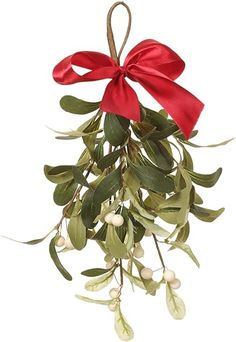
[55,236,65,247]
[170,278,181,289]
[163,270,176,282]
[108,302,117,312]
[111,214,124,227]
[145,229,152,237]
[65,236,74,249]
[105,212,115,224]
[109,288,120,299]
[133,246,144,258]
[141,267,153,280]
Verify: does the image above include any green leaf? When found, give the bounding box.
[129,162,175,193]
[180,138,234,148]
[97,148,122,170]
[174,221,190,244]
[72,166,90,188]
[190,205,225,222]
[123,168,140,194]
[94,166,122,204]
[104,113,129,146]
[106,224,127,258]
[75,294,113,305]
[178,142,194,170]
[125,219,134,252]
[85,270,114,291]
[142,124,178,141]
[115,304,134,341]
[68,214,87,250]
[168,241,200,268]
[142,106,169,130]
[94,137,105,162]
[143,140,173,170]
[125,187,155,220]
[187,168,222,188]
[49,237,72,281]
[91,223,108,241]
[123,269,145,290]
[1,228,55,245]
[83,115,102,157]
[44,165,73,184]
[81,268,111,277]
[166,283,186,320]
[81,189,101,228]
[53,180,77,206]
[60,95,100,114]
[130,211,169,238]
[175,130,199,140]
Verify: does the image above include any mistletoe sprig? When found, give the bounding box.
[25,97,229,340]
[4,2,232,341]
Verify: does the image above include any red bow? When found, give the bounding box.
[53,39,204,138]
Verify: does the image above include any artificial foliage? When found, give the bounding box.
[7,2,232,341]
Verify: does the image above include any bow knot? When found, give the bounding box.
[53,39,204,138]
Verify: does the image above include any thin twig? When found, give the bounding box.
[152,234,166,270]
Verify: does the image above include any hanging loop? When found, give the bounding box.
[107,2,132,65]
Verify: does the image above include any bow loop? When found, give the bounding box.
[53,40,204,138]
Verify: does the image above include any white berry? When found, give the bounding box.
[65,236,74,249]
[105,212,115,224]
[111,214,124,227]
[170,278,181,290]
[145,229,152,237]
[163,270,176,282]
[133,246,144,258]
[141,267,153,280]
[108,302,117,312]
[106,260,115,269]
[55,236,65,247]
[109,288,120,299]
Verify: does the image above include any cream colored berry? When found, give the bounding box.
[111,214,124,227]
[145,229,152,237]
[55,236,65,247]
[106,260,115,269]
[163,270,176,282]
[141,267,153,280]
[105,212,115,224]
[133,246,144,258]
[65,236,74,249]
[109,288,120,299]
[108,302,117,312]
[170,278,181,290]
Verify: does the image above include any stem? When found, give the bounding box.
[152,234,166,270]
[56,162,94,230]
[119,259,124,287]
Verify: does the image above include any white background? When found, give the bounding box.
[0,0,235,341]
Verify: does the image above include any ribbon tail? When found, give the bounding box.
[100,75,141,121]
[132,72,204,138]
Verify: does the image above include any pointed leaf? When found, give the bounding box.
[81,268,111,277]
[72,166,90,188]
[125,187,155,220]
[81,189,101,228]
[75,294,113,305]
[130,211,169,238]
[104,113,129,146]
[106,224,127,258]
[85,270,114,291]
[44,165,73,184]
[97,148,122,170]
[190,205,225,222]
[168,241,200,267]
[187,168,222,188]
[94,166,122,204]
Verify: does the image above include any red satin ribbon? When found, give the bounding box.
[53,39,204,138]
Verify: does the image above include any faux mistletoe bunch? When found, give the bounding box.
[5,2,232,341]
